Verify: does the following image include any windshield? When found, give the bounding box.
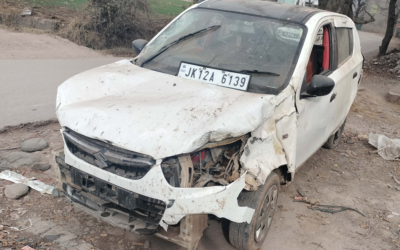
[136,8,305,94]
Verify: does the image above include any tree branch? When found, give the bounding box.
[354,10,376,24]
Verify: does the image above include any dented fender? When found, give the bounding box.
[240,87,297,185]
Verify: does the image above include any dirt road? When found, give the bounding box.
[0,28,122,129]
[358,31,400,56]
[1,72,400,250]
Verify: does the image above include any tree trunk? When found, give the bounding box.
[378,0,397,56]
[319,0,329,9]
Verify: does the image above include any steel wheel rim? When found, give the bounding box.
[333,127,343,146]
[254,185,278,243]
[333,121,345,146]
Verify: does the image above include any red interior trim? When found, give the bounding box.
[322,27,330,70]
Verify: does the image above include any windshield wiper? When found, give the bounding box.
[140,25,221,67]
[240,70,280,76]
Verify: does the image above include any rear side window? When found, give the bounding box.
[336,28,353,65]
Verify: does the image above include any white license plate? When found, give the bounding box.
[178,62,250,91]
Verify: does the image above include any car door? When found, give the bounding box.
[328,16,363,132]
[295,15,362,169]
[295,17,337,168]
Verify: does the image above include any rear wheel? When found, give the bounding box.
[229,172,280,250]
[323,119,346,149]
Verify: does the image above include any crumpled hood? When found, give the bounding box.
[56,60,277,159]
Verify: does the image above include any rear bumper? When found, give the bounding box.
[59,144,254,231]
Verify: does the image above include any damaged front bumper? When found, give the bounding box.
[55,143,255,233]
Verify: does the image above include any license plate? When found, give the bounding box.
[177,62,250,91]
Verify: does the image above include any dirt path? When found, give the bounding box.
[0,28,106,59]
[0,27,123,129]
[0,73,400,250]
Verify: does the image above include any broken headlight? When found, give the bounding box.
[161,135,250,188]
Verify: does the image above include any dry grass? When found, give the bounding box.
[58,0,172,50]
[101,47,137,57]
[0,2,21,27]
[0,0,172,55]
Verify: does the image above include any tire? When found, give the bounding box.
[323,119,346,149]
[229,172,280,250]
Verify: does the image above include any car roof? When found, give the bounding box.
[197,0,324,23]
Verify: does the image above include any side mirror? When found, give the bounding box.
[305,75,335,97]
[132,39,148,55]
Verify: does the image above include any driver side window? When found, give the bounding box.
[305,24,332,85]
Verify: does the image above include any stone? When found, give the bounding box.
[4,184,29,199]
[86,220,94,227]
[17,16,58,31]
[0,152,40,170]
[42,226,77,244]
[75,242,95,250]
[21,8,32,16]
[43,235,61,242]
[357,134,369,140]
[20,138,48,152]
[32,162,51,172]
[388,91,400,104]
[25,218,56,235]
[52,189,60,197]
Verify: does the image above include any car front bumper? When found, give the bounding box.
[59,144,254,231]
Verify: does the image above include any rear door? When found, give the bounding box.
[328,16,363,134]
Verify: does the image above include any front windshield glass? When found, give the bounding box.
[136,8,305,94]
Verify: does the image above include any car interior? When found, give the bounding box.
[306,25,331,84]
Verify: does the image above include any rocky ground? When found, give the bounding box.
[0,72,400,250]
[365,48,400,76]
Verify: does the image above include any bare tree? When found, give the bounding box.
[376,0,400,17]
[354,10,376,24]
[379,0,398,56]
[353,0,366,18]
[324,0,375,24]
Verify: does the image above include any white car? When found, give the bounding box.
[54,0,363,249]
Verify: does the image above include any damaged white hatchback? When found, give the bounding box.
[54,0,363,249]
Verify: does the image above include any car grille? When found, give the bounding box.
[58,162,166,234]
[63,129,155,180]
[68,166,165,232]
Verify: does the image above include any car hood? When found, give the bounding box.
[56,60,277,159]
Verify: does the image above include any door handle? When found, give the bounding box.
[330,93,337,102]
[353,72,358,79]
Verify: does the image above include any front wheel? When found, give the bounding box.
[229,172,280,250]
[323,118,347,149]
